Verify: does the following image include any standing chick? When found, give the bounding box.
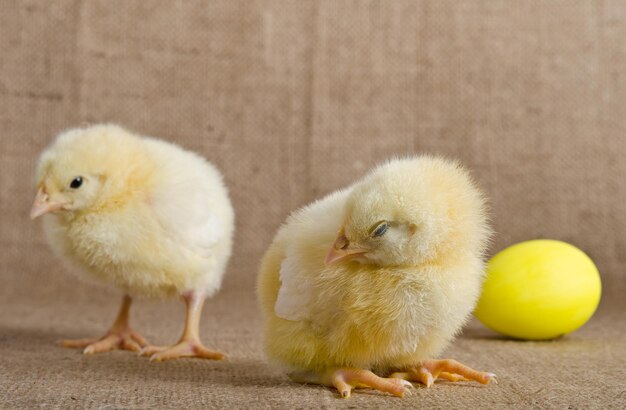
[257,157,495,398]
[31,124,234,361]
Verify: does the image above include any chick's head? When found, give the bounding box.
[325,157,489,268]
[31,125,148,220]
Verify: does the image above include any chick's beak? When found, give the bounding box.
[30,187,67,220]
[325,231,369,265]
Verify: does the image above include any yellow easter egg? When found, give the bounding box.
[474,239,601,340]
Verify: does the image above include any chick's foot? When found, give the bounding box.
[62,328,148,354]
[140,291,224,362]
[141,340,224,362]
[390,359,496,387]
[290,368,413,399]
[61,295,148,355]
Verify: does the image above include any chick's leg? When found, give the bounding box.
[390,359,496,388]
[61,295,148,354]
[141,291,224,362]
[290,368,413,399]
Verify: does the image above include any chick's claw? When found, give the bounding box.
[141,341,225,362]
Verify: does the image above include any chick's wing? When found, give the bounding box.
[143,144,231,258]
[275,245,315,321]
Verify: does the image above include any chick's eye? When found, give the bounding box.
[70,177,83,189]
[372,222,389,237]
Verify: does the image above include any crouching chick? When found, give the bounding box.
[257,156,495,398]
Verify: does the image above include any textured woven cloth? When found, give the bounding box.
[1,1,625,408]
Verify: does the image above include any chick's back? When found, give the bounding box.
[41,125,234,298]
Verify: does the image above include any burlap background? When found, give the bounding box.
[1,1,624,408]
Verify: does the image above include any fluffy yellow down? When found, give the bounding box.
[257,156,491,374]
[36,124,234,298]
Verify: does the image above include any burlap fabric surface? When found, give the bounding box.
[1,1,625,408]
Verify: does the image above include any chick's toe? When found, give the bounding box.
[333,369,413,398]
[142,341,224,362]
[62,330,147,355]
[391,359,496,387]
[291,368,412,399]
